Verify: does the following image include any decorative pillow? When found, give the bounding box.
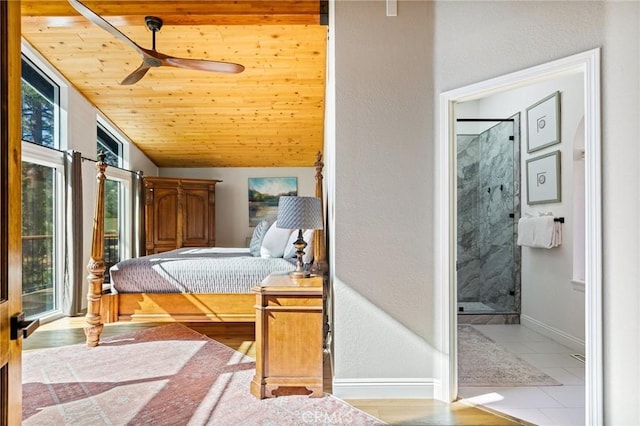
[260,221,294,258]
[249,219,272,257]
[283,229,315,264]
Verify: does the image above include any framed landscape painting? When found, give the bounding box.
[248,177,297,226]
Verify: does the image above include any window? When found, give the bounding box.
[97,124,127,279]
[103,179,122,281]
[97,125,122,168]
[21,57,59,148]
[21,159,64,318]
[21,57,63,320]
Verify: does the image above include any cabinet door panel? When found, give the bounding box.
[154,188,180,244]
[182,188,209,246]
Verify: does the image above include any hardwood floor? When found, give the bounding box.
[24,317,527,425]
[346,399,529,425]
[23,317,256,355]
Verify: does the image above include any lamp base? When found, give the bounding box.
[289,229,310,279]
[289,270,311,279]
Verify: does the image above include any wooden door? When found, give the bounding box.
[1,2,25,423]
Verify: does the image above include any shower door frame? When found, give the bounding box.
[455,117,521,316]
[435,48,602,425]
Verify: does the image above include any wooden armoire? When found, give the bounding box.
[144,177,221,255]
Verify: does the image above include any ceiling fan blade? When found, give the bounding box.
[68,0,144,55]
[120,63,151,85]
[68,0,245,81]
[164,56,245,74]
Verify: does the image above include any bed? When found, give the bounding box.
[84,153,327,347]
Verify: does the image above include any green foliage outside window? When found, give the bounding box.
[21,59,56,148]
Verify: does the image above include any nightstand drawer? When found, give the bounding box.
[264,294,323,308]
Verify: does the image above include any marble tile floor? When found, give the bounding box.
[458,324,585,426]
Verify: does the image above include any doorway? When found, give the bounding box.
[436,49,602,425]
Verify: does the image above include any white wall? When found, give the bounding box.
[332,1,640,423]
[457,73,586,349]
[159,167,316,247]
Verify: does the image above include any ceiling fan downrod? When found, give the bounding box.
[144,16,163,51]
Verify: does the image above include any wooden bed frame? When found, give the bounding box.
[84,153,327,347]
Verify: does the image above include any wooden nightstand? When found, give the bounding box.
[250,272,324,399]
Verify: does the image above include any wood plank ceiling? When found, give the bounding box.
[20,1,327,167]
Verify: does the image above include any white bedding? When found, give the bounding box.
[109,247,295,294]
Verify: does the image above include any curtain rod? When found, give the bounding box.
[79,153,140,175]
[23,141,140,175]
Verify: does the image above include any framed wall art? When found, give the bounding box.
[526,150,561,205]
[248,177,297,226]
[526,91,561,153]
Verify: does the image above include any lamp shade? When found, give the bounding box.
[276,196,323,230]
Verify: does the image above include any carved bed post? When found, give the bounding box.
[84,152,107,347]
[312,151,327,274]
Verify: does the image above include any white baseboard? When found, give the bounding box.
[521,314,585,353]
[331,378,436,399]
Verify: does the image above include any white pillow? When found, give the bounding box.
[260,221,293,258]
[283,229,315,264]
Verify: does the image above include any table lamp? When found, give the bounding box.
[276,196,323,278]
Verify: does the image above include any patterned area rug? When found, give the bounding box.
[458,325,561,387]
[23,323,384,425]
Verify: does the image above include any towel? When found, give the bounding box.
[517,216,562,248]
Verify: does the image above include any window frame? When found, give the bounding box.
[21,48,65,323]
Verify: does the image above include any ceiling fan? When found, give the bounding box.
[67,0,245,85]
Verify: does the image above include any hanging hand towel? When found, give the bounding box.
[517,216,561,248]
[552,219,562,247]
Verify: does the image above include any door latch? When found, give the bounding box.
[10,312,40,340]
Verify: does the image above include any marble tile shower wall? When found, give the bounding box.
[457,117,521,313]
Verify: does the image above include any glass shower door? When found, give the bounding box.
[457,115,521,315]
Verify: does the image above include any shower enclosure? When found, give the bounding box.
[456,115,521,322]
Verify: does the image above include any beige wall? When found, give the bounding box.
[331,0,640,422]
[332,0,437,392]
[159,167,316,247]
